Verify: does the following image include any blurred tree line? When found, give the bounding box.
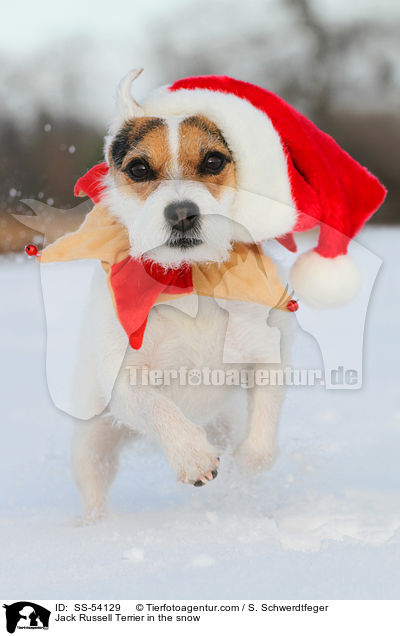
[1,0,399,252]
[0,112,103,252]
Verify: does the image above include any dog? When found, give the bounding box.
[70,121,292,519]
[69,74,293,520]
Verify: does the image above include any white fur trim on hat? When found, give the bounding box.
[290,250,362,308]
[141,87,297,243]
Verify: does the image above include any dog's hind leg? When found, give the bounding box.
[233,382,284,473]
[233,308,291,473]
[71,414,131,520]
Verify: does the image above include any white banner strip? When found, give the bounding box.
[1,599,399,635]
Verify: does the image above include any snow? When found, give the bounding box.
[1,227,399,600]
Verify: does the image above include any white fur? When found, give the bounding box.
[166,116,183,178]
[103,171,236,268]
[290,250,362,308]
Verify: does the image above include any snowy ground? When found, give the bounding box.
[1,226,399,600]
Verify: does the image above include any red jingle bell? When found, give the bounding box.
[286,299,299,312]
[25,244,39,257]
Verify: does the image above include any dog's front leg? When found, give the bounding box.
[153,394,221,486]
[110,386,220,486]
[234,382,285,473]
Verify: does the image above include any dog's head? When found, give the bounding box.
[104,107,238,267]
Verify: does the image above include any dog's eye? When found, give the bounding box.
[127,159,153,182]
[200,151,228,175]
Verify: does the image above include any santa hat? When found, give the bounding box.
[109,70,386,308]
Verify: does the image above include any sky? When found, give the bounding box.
[1,0,179,57]
[2,0,400,58]
[1,0,399,128]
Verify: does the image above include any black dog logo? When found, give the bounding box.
[3,602,50,633]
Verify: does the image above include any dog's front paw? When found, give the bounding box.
[165,427,220,487]
[233,437,278,474]
[186,461,219,488]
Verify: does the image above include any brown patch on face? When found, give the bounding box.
[178,115,236,199]
[109,117,171,201]
[109,115,236,202]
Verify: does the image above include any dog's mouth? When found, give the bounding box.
[166,236,203,250]
[166,224,203,250]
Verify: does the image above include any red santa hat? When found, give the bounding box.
[108,70,387,308]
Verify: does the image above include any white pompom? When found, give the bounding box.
[290,250,361,308]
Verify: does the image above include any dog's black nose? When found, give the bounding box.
[164,200,200,233]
